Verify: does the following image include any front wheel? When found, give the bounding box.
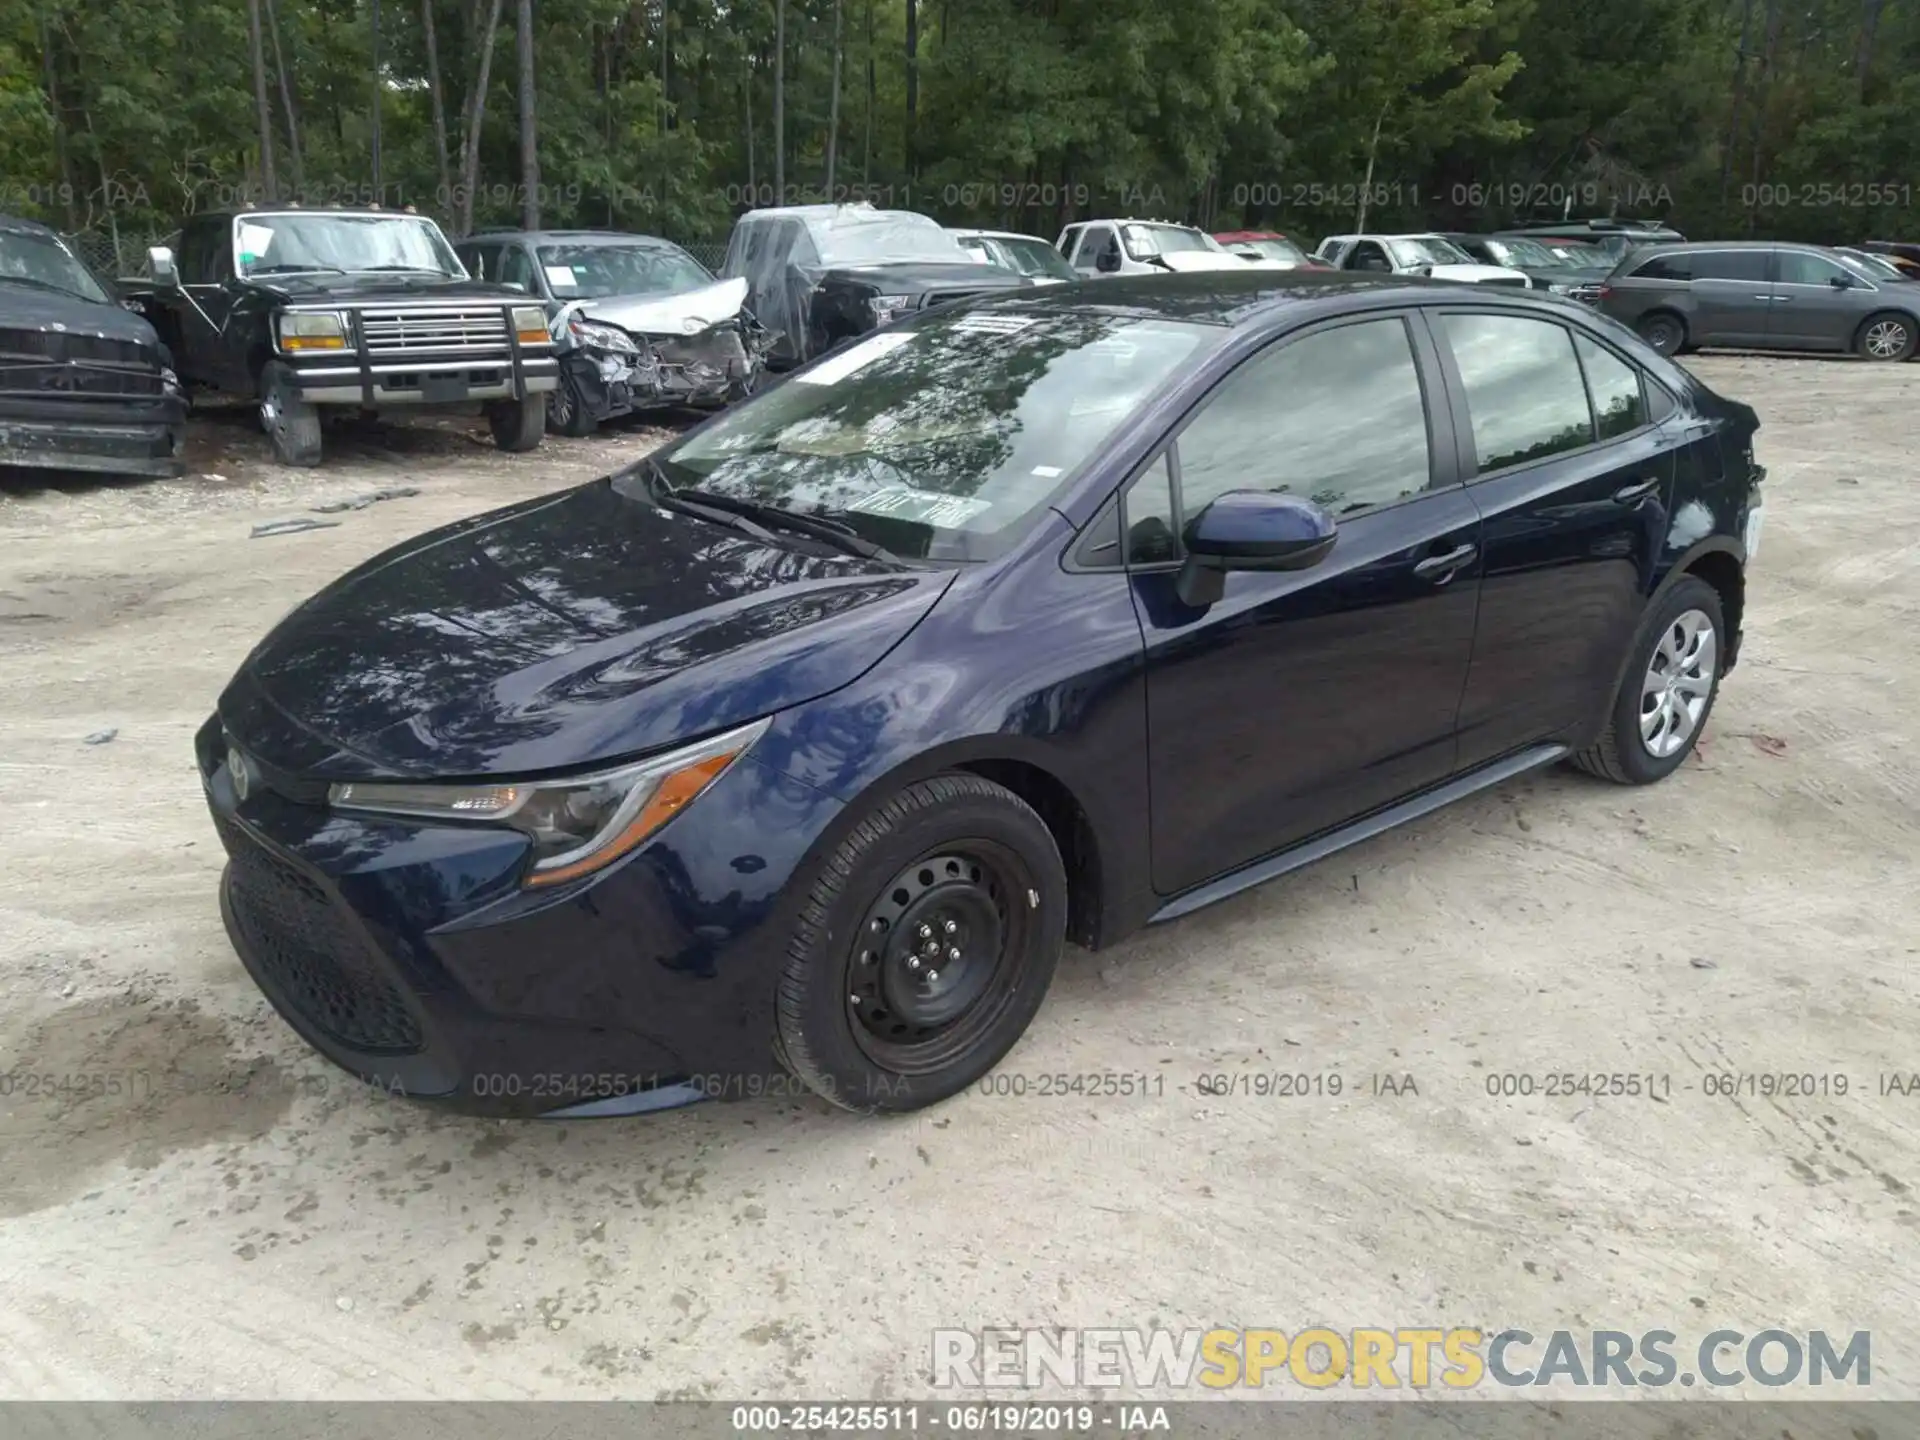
[487,393,546,452]
[1855,311,1917,362]
[546,375,599,437]
[259,361,322,467]
[1570,576,1724,785]
[775,774,1068,1113]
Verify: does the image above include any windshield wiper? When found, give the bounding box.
[644,458,908,566]
[248,264,348,276]
[361,265,456,274]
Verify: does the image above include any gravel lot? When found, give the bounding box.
[0,365,1915,1402]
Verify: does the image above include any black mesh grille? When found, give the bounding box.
[218,816,425,1055]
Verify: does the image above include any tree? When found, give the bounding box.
[245,0,277,197]
[517,0,538,226]
[456,0,507,235]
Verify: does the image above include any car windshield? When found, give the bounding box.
[1837,250,1898,280]
[234,213,465,278]
[808,212,971,266]
[0,229,110,303]
[997,237,1076,280]
[1484,237,1563,268]
[536,242,710,298]
[1234,237,1311,265]
[1122,224,1218,259]
[1387,236,1475,267]
[633,307,1221,561]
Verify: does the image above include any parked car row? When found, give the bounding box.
[3,199,1913,479]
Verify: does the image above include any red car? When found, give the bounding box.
[1211,230,1330,269]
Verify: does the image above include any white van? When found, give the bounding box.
[1056,219,1287,277]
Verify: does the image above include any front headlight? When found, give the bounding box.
[511,304,551,344]
[326,718,770,888]
[1548,281,1572,294]
[868,294,916,322]
[567,316,640,354]
[277,311,349,352]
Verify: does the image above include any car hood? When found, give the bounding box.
[1155,252,1265,274]
[1423,263,1533,284]
[575,277,750,336]
[0,283,164,352]
[261,273,527,305]
[221,479,954,782]
[818,261,1028,291]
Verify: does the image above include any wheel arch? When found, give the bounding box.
[1853,307,1920,358]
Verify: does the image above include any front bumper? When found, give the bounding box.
[196,714,844,1117]
[285,336,558,408]
[0,397,187,478]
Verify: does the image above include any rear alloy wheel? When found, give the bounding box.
[1856,312,1916,362]
[1635,313,1686,357]
[259,361,322,467]
[487,393,546,452]
[1570,576,1724,785]
[775,774,1067,1113]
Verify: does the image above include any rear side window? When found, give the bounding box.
[1575,335,1648,440]
[1691,251,1769,282]
[1630,253,1692,281]
[1440,313,1593,473]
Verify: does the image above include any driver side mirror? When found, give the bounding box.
[1175,490,1338,607]
[1828,273,1853,289]
[1096,247,1122,274]
[148,246,179,288]
[502,280,529,293]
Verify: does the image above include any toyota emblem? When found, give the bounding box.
[227,745,251,802]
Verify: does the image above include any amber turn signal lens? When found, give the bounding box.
[522,750,740,888]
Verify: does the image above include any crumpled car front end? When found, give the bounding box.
[564,277,773,416]
[0,324,188,478]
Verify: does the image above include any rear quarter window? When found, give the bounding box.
[1630,253,1693,282]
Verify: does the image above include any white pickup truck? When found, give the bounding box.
[1314,233,1534,287]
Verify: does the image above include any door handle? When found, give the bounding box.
[1762,294,1785,301]
[1413,542,1477,581]
[1613,477,1661,505]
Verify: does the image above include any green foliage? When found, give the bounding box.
[3,0,1917,251]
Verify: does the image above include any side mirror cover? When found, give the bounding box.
[148,246,179,287]
[1175,490,1338,606]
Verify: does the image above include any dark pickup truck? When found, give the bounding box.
[0,213,186,478]
[130,208,557,466]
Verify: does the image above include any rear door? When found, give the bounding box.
[1429,308,1675,769]
[1767,247,1877,351]
[1687,249,1773,345]
[1134,311,1483,894]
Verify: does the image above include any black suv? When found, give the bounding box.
[1438,231,1613,300]
[0,213,186,477]
[1598,240,1920,361]
[1499,218,1686,270]
[131,208,557,466]
[720,204,1029,367]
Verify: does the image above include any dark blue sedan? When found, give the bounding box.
[198,272,1764,1117]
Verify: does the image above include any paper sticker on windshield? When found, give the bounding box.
[544,265,578,288]
[795,332,918,386]
[951,313,1037,336]
[238,222,276,264]
[848,485,991,528]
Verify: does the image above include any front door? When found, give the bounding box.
[1426,309,1674,769]
[1135,313,1482,897]
[1767,247,1877,351]
[172,215,242,392]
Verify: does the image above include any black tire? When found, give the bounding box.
[1569,576,1725,785]
[487,393,546,452]
[1854,311,1917,362]
[775,774,1068,1114]
[259,361,322,467]
[1635,311,1686,357]
[546,375,599,437]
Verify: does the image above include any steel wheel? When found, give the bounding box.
[845,843,1036,1076]
[1639,608,1717,759]
[1637,314,1684,356]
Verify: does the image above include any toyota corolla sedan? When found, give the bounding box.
[200,273,1763,1119]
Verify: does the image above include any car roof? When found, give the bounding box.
[940,269,1593,329]
[0,211,59,239]
[948,228,1049,244]
[187,208,435,223]
[1072,218,1203,229]
[1212,230,1296,242]
[463,229,681,246]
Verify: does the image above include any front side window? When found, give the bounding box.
[1124,454,1179,565]
[233,213,465,278]
[1349,242,1393,272]
[499,245,536,291]
[1000,237,1076,280]
[536,242,711,299]
[1575,334,1647,440]
[639,308,1224,561]
[1775,250,1853,287]
[0,228,110,303]
[1177,317,1433,519]
[1441,313,1594,472]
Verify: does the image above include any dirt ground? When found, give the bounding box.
[0,367,1915,1402]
